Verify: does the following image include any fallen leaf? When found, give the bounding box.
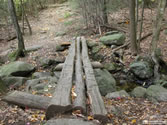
[88,116,94,120]
[131,119,136,124]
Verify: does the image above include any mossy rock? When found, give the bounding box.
[0,78,6,94]
[87,41,99,48]
[116,82,138,92]
[130,61,153,79]
[92,46,101,54]
[104,63,117,72]
[100,33,125,46]
[8,50,26,61]
[0,61,35,77]
[56,45,66,52]
[55,31,66,37]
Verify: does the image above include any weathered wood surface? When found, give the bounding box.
[46,40,76,120]
[81,37,107,122]
[74,37,86,113]
[2,91,50,110]
[45,118,98,125]
[54,62,103,71]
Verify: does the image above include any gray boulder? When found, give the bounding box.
[104,63,116,72]
[32,72,52,79]
[0,61,35,77]
[26,45,42,52]
[87,41,98,48]
[100,33,125,46]
[130,61,153,79]
[94,69,116,96]
[55,31,66,37]
[26,77,58,93]
[131,86,146,98]
[106,90,130,99]
[55,45,66,51]
[0,49,12,63]
[104,31,119,36]
[2,76,27,87]
[39,58,55,67]
[146,85,167,102]
[91,46,101,54]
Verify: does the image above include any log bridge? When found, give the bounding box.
[2,37,107,125]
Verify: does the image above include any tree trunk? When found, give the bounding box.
[8,0,25,59]
[102,0,108,24]
[150,0,166,83]
[129,0,138,55]
[20,0,25,35]
[150,0,166,53]
[138,0,145,51]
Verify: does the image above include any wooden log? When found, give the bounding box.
[46,40,76,120]
[73,37,86,114]
[45,118,98,125]
[2,91,51,110]
[91,61,103,69]
[54,62,103,71]
[81,37,107,122]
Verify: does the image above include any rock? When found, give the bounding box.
[104,31,119,36]
[87,41,98,48]
[164,29,167,35]
[146,85,167,102]
[33,83,46,91]
[100,33,125,46]
[32,72,52,79]
[54,57,65,63]
[91,46,101,54]
[2,77,28,87]
[55,31,66,37]
[0,61,35,77]
[119,80,127,85]
[94,69,116,96]
[54,63,64,71]
[91,53,104,61]
[131,86,146,98]
[0,49,12,63]
[129,61,153,79]
[39,58,55,67]
[26,45,43,52]
[91,61,103,69]
[105,90,130,99]
[55,45,66,52]
[0,77,6,93]
[104,63,116,72]
[111,45,117,49]
[26,77,58,93]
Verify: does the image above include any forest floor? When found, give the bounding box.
[0,2,167,125]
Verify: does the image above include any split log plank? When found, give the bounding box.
[54,62,103,71]
[46,40,76,120]
[2,91,50,110]
[81,37,107,122]
[45,118,98,125]
[73,37,86,113]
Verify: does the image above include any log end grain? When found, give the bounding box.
[46,104,73,120]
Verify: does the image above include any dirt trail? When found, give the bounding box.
[0,2,82,55]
